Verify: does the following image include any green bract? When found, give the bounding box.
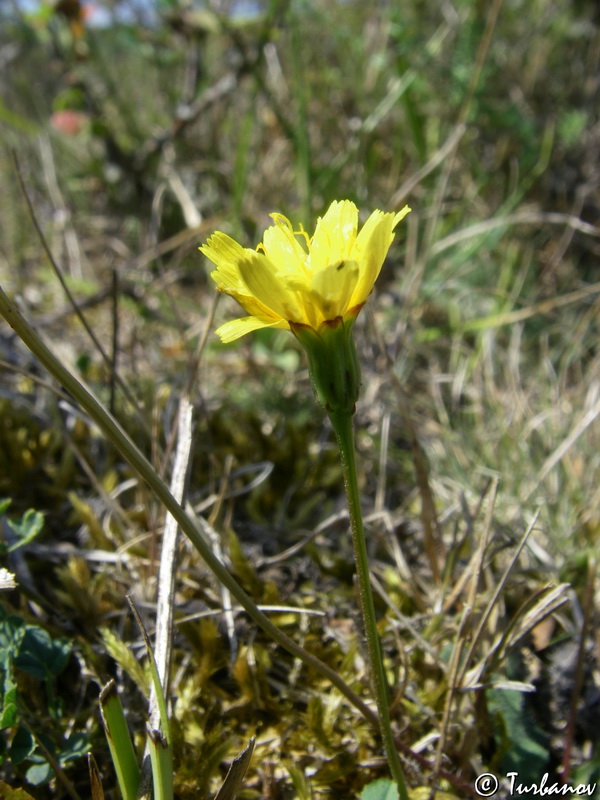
[290,316,361,414]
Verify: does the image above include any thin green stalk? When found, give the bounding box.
[328,409,409,800]
[147,729,174,800]
[99,682,141,800]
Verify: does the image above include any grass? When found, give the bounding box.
[0,0,599,797]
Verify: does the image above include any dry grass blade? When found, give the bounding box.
[390,123,466,208]
[38,133,83,279]
[11,151,153,443]
[449,281,600,335]
[149,395,195,731]
[430,213,600,258]
[433,479,499,776]
[419,0,505,264]
[87,754,105,800]
[213,738,255,800]
[458,511,540,689]
[497,583,570,657]
[369,307,444,584]
[462,583,571,691]
[441,481,497,613]
[526,388,600,497]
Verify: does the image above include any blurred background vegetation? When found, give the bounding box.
[0,0,599,797]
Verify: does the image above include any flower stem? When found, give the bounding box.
[328,409,409,800]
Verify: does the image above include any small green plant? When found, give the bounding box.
[0,604,89,788]
[0,500,90,790]
[99,599,172,800]
[0,499,44,555]
[99,601,254,800]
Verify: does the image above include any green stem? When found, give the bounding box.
[329,409,409,800]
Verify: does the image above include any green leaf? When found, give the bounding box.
[0,611,24,731]
[360,779,399,800]
[6,510,44,552]
[8,727,35,765]
[25,763,52,786]
[0,609,26,660]
[0,680,19,729]
[58,733,90,764]
[486,687,549,781]
[99,682,141,800]
[15,627,71,680]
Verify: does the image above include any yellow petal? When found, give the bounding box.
[309,200,358,271]
[262,214,308,275]
[215,316,289,343]
[348,210,397,309]
[238,252,303,323]
[216,283,278,319]
[201,233,250,292]
[393,205,411,227]
[309,259,360,324]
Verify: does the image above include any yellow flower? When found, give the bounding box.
[200,199,410,343]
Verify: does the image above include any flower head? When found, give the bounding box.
[200,200,410,343]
